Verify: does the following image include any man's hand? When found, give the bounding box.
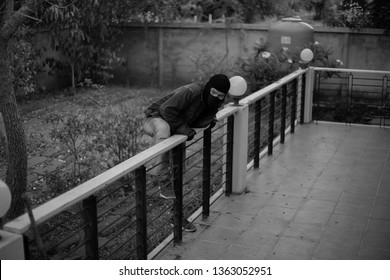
[187,129,196,141]
[209,119,217,129]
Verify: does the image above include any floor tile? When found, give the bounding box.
[328,214,368,232]
[221,245,269,260]
[370,206,390,221]
[301,199,337,213]
[265,194,306,209]
[233,230,279,251]
[366,219,390,234]
[211,213,253,230]
[268,237,318,260]
[357,247,390,260]
[361,231,390,250]
[334,201,372,217]
[339,192,375,205]
[178,239,230,260]
[197,226,242,244]
[312,240,359,260]
[283,221,326,242]
[213,200,262,216]
[293,210,332,226]
[321,226,364,247]
[308,189,343,202]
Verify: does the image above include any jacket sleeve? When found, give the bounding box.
[159,87,196,136]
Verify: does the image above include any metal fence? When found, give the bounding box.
[312,68,390,127]
[3,68,308,260]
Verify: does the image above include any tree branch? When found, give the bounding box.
[0,0,42,41]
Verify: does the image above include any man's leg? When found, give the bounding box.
[143,117,175,199]
[143,117,197,232]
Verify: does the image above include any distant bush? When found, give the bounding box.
[237,40,343,92]
[46,103,147,196]
[9,26,42,96]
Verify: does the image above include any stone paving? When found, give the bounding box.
[155,122,390,260]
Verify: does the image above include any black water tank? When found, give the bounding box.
[268,17,314,52]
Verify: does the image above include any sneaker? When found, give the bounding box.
[159,178,176,199]
[182,219,197,232]
[171,219,197,232]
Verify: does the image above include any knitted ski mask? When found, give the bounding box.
[203,74,230,111]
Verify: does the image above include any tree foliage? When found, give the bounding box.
[368,0,390,31]
[42,0,125,88]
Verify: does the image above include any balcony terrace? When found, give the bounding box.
[155,122,390,260]
[1,67,389,260]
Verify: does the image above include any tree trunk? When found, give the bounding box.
[0,39,27,220]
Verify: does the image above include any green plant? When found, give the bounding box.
[238,41,298,92]
[340,2,370,29]
[9,25,42,96]
[46,112,94,190]
[89,105,147,167]
[43,0,125,87]
[44,101,148,195]
[238,40,343,92]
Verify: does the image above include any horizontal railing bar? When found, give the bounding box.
[241,69,307,105]
[5,134,187,234]
[314,67,390,75]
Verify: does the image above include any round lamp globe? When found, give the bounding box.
[0,180,12,218]
[229,76,247,97]
[300,48,314,63]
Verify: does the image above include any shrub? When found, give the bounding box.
[89,105,147,168]
[238,41,298,92]
[45,103,148,196]
[238,40,343,92]
[9,26,42,97]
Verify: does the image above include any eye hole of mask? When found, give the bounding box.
[210,88,226,100]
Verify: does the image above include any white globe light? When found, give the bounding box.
[229,76,247,97]
[0,180,12,218]
[300,48,314,62]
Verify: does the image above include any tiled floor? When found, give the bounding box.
[155,122,390,260]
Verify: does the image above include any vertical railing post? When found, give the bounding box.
[232,105,249,193]
[281,85,287,144]
[268,91,275,155]
[304,67,314,123]
[382,75,388,127]
[202,127,212,218]
[347,73,353,125]
[291,78,298,133]
[0,231,26,260]
[253,99,262,169]
[300,73,306,124]
[172,143,185,244]
[135,166,147,260]
[23,235,30,260]
[82,195,99,260]
[225,115,234,196]
[313,71,321,123]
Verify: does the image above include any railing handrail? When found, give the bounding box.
[240,68,308,105]
[313,67,390,75]
[4,104,239,235]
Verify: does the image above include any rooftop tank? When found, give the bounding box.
[268,17,314,52]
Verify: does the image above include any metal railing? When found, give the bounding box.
[312,68,390,127]
[3,68,309,260]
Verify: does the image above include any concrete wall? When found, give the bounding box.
[37,22,390,89]
[112,23,270,88]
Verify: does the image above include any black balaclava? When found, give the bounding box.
[203,74,230,111]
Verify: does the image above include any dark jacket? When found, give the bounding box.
[144,82,217,136]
